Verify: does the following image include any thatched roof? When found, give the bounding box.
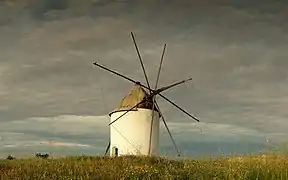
[109,83,159,116]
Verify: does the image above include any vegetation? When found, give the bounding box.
[35,153,49,159]
[1,154,288,179]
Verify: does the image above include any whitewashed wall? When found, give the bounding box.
[110,108,160,156]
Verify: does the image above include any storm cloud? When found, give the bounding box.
[0,0,287,157]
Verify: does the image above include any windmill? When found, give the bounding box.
[93,32,199,157]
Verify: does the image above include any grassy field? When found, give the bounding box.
[1,154,288,180]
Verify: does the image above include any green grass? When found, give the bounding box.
[1,154,288,180]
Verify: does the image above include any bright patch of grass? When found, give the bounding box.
[1,155,288,179]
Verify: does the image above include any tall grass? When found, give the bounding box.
[1,154,288,179]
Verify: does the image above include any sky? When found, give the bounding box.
[0,0,288,158]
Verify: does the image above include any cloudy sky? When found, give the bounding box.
[0,0,287,158]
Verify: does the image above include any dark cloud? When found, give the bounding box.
[30,0,69,20]
[0,0,287,148]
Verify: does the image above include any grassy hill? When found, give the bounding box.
[1,154,288,179]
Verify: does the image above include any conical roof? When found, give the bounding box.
[109,83,159,116]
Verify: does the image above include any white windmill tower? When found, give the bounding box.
[93,32,199,157]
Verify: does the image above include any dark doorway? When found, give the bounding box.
[112,146,119,157]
